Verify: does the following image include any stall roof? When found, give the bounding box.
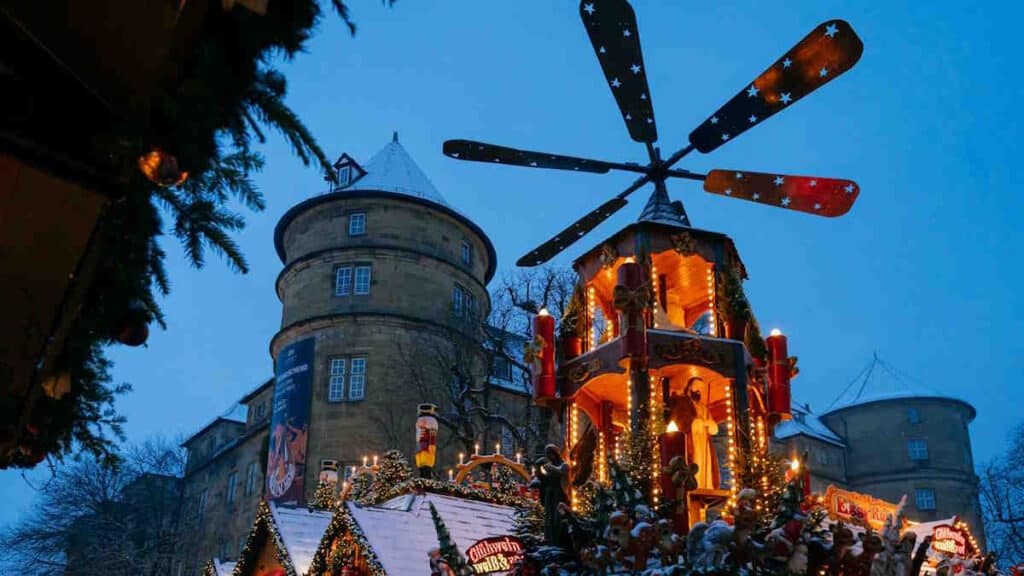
[270,504,334,575]
[774,403,846,447]
[347,492,518,575]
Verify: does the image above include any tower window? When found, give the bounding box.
[349,357,366,400]
[461,241,473,266]
[338,165,352,187]
[907,407,921,424]
[491,357,513,381]
[328,356,366,402]
[348,212,366,236]
[328,358,346,402]
[354,265,372,295]
[453,285,475,319]
[915,488,936,510]
[908,439,929,461]
[335,266,352,296]
[197,489,208,522]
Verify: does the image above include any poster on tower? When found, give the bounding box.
[265,337,315,504]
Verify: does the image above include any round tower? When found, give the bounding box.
[820,392,982,545]
[270,134,495,498]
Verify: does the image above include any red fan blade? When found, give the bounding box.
[689,20,863,154]
[703,169,859,217]
[580,0,658,143]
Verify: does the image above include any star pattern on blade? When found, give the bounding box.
[580,0,658,142]
[703,170,860,218]
[688,19,864,154]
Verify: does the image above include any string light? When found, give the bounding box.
[725,381,738,510]
[598,430,608,483]
[570,401,580,510]
[651,264,659,328]
[706,266,716,336]
[587,286,596,351]
[649,374,660,506]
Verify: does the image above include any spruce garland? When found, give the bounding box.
[429,502,473,576]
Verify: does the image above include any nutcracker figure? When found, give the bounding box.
[416,404,439,478]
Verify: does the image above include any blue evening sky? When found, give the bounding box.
[3,1,1021,526]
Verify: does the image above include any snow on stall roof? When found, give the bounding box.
[211,559,236,576]
[773,403,845,447]
[347,493,518,575]
[343,137,449,207]
[269,503,334,575]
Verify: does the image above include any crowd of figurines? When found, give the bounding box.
[508,456,1001,576]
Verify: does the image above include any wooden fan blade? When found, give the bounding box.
[689,20,863,154]
[703,169,859,217]
[517,197,629,267]
[580,0,658,143]
[443,139,619,174]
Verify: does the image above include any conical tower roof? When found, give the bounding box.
[343,134,448,207]
[637,184,690,227]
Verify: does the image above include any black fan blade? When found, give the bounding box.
[580,0,658,143]
[444,139,626,174]
[689,20,863,154]
[517,197,628,267]
[517,175,651,266]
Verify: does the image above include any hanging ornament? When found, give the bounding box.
[116,300,149,347]
[137,147,188,188]
[415,404,439,478]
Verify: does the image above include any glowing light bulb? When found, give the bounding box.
[790,459,800,472]
[666,420,679,433]
[538,308,550,316]
[770,328,783,337]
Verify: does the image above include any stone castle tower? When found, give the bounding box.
[271,133,497,498]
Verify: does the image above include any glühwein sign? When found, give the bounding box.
[465,536,523,574]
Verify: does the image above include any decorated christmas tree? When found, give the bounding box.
[312,478,337,509]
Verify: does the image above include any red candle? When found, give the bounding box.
[659,427,689,534]
[532,310,556,401]
[766,330,792,421]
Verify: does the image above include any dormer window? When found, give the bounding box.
[332,153,365,190]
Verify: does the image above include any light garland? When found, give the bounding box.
[570,401,580,510]
[706,266,716,336]
[650,264,659,328]
[232,501,301,576]
[648,374,660,506]
[586,285,596,351]
[598,430,608,483]
[725,380,738,511]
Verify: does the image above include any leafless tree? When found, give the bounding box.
[979,422,1024,568]
[389,265,578,461]
[0,435,187,576]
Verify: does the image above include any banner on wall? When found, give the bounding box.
[265,337,315,504]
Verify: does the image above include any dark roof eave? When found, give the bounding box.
[180,417,246,447]
[239,377,275,403]
[273,189,498,284]
[571,220,738,269]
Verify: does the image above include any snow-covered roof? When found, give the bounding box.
[269,504,334,575]
[823,355,975,419]
[904,517,957,544]
[342,136,448,207]
[346,492,518,575]
[209,559,236,576]
[773,403,845,447]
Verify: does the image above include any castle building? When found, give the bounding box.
[173,135,539,575]
[774,356,983,546]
